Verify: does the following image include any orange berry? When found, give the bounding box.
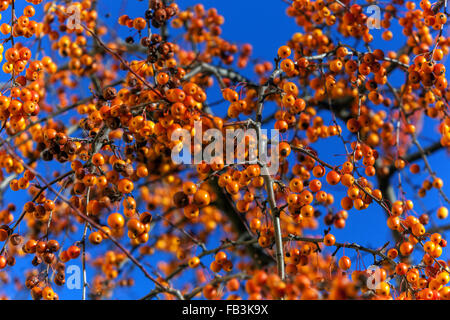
[188,256,200,268]
[118,178,134,194]
[277,45,291,59]
[338,256,351,270]
[326,171,341,185]
[107,213,125,229]
[193,190,210,207]
[324,234,336,246]
[133,17,147,30]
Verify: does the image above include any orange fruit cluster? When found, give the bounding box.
[0,0,448,300]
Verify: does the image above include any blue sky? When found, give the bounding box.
[0,0,448,299]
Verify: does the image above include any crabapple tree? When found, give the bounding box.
[0,0,449,300]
